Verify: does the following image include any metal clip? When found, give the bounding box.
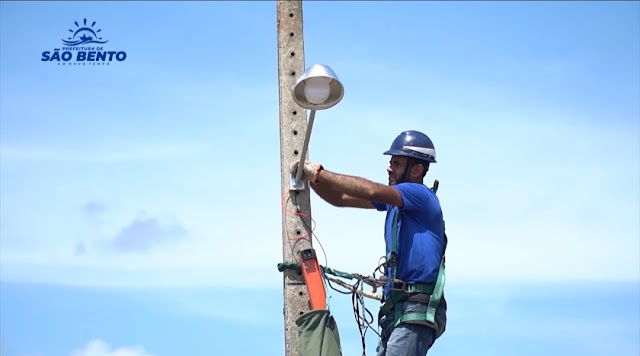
[388,278,408,292]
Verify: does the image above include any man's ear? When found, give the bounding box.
[411,163,424,178]
[415,163,428,178]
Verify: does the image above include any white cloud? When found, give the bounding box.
[71,339,156,356]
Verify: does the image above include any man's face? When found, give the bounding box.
[387,155,409,185]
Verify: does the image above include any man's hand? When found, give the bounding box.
[290,161,323,183]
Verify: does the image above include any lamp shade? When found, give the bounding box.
[292,64,344,110]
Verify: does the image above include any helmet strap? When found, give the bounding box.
[398,158,416,184]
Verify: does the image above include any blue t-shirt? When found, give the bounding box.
[372,182,445,298]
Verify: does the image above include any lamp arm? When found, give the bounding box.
[295,109,316,183]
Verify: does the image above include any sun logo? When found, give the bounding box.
[62,18,109,46]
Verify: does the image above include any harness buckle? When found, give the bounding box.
[388,278,409,293]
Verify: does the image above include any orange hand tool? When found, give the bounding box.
[299,248,327,310]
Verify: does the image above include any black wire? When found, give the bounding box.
[298,211,353,296]
[351,279,381,356]
[352,280,367,356]
[292,192,355,296]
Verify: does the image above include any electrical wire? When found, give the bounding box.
[281,189,381,355]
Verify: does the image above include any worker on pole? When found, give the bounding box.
[291,130,448,355]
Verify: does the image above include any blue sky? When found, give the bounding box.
[1,1,638,356]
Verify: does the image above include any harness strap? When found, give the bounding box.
[425,257,445,324]
[406,283,436,294]
[381,184,447,330]
[378,282,435,315]
[394,258,445,328]
[388,208,399,282]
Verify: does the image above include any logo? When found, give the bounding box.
[62,18,109,46]
[41,18,127,66]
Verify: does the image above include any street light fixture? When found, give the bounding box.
[290,64,344,190]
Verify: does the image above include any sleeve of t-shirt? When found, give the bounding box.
[371,201,387,211]
[393,183,431,212]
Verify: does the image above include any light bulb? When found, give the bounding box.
[303,77,332,105]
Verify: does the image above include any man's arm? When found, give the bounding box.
[310,181,376,209]
[315,168,403,208]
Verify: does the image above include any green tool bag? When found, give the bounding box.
[296,309,343,356]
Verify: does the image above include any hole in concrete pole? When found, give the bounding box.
[292,110,297,115]
[293,130,298,135]
[294,150,299,155]
[300,311,304,315]
[290,71,296,76]
[289,13,294,17]
[296,230,301,235]
[299,291,304,296]
[290,51,295,57]
[289,32,295,37]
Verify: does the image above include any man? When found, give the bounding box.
[291,130,447,356]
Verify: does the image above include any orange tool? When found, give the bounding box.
[299,248,327,310]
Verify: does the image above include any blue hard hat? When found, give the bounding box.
[383,130,437,163]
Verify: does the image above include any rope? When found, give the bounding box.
[323,275,381,301]
[279,263,388,296]
[277,262,354,279]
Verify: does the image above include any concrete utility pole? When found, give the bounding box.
[277,1,311,355]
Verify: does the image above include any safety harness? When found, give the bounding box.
[378,182,447,332]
